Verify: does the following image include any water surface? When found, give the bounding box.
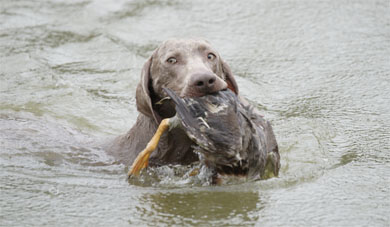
[1,0,389,226]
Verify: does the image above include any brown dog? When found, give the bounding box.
[107,38,279,176]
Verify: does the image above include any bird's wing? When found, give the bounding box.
[163,88,212,148]
[164,88,244,158]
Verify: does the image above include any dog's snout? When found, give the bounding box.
[183,72,227,97]
[192,73,216,89]
[192,74,215,88]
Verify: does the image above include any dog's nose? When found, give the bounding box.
[183,71,227,97]
[190,73,217,94]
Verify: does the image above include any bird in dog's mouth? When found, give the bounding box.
[128,88,280,184]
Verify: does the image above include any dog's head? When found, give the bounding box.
[136,38,239,123]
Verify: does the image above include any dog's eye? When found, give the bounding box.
[207,53,216,60]
[167,57,177,64]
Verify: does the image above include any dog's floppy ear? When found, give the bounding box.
[136,56,161,123]
[221,60,239,94]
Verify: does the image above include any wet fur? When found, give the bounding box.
[106,38,280,179]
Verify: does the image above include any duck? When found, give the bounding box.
[128,88,280,183]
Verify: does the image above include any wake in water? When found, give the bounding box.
[127,162,256,187]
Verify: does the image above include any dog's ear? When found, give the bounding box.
[221,60,239,94]
[136,56,161,123]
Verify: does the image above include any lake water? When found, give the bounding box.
[1,0,389,226]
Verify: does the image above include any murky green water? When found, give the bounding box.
[1,0,389,226]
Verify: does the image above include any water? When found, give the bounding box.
[1,0,389,226]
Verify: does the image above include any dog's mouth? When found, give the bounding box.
[151,70,235,121]
[152,96,176,119]
[179,89,228,99]
[153,86,231,119]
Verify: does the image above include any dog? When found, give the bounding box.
[107,38,280,178]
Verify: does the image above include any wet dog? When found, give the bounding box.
[107,38,279,180]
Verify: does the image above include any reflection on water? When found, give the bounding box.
[137,190,262,225]
[1,0,389,226]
